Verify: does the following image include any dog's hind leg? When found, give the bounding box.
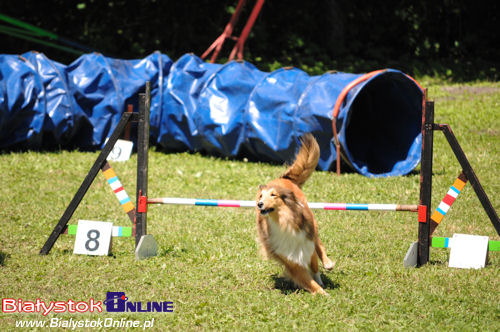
[315,238,335,271]
[309,251,324,287]
[279,257,327,295]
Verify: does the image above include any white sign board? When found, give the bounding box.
[107,139,133,162]
[448,233,489,269]
[73,220,113,256]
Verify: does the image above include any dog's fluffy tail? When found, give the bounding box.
[281,133,320,188]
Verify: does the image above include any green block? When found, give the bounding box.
[67,224,78,235]
[121,227,132,237]
[431,237,447,248]
[489,240,500,252]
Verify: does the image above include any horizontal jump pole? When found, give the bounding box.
[147,198,418,212]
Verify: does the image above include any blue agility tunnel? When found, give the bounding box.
[0,51,422,177]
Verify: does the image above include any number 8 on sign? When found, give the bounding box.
[73,220,113,256]
[85,229,101,251]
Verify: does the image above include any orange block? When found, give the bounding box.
[431,210,444,224]
[452,178,466,191]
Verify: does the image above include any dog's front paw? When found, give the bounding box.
[315,288,329,296]
[323,258,335,271]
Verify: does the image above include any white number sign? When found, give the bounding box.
[448,233,489,269]
[107,139,133,162]
[73,220,113,256]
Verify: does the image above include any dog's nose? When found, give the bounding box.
[257,201,263,209]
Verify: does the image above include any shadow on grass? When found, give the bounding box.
[56,249,117,258]
[272,273,340,295]
[0,251,10,266]
[429,260,447,266]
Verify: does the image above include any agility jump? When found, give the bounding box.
[40,82,499,266]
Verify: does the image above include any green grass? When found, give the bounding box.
[1,81,499,331]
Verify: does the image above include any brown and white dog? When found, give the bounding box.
[256,134,334,295]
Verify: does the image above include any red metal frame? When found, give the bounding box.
[228,0,265,62]
[201,0,265,63]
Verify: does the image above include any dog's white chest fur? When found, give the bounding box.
[267,218,314,268]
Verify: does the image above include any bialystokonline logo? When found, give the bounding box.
[2,292,173,316]
[103,292,173,313]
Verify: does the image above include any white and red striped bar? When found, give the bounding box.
[147,198,417,212]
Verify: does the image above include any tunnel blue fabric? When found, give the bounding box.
[0,51,422,177]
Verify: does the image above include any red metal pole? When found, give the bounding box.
[201,0,247,63]
[229,0,265,61]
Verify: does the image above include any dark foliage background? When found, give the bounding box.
[1,0,498,80]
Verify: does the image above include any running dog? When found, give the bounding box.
[256,134,334,295]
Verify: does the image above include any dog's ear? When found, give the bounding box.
[258,184,266,190]
[277,187,297,204]
[286,191,298,203]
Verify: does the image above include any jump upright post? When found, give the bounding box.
[134,82,158,259]
[417,90,434,266]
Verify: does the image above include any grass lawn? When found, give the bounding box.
[0,81,498,331]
